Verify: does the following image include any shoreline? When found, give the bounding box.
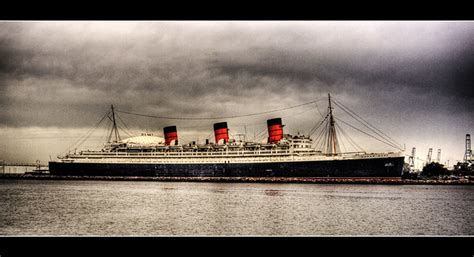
[0,174,473,185]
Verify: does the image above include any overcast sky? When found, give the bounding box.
[0,21,472,167]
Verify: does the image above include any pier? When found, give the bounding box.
[0,161,48,174]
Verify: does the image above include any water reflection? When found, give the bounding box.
[264,189,282,196]
[0,180,472,235]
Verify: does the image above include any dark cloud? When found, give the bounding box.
[211,39,474,101]
[449,48,474,98]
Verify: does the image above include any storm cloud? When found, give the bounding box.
[0,21,473,164]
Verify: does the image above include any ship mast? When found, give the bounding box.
[326,93,340,155]
[108,104,121,143]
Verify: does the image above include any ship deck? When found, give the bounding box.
[60,150,401,164]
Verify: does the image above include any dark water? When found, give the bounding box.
[0,179,473,235]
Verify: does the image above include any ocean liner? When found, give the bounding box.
[49,94,405,177]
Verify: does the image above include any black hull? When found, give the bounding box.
[49,157,404,177]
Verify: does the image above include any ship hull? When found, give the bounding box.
[48,157,404,177]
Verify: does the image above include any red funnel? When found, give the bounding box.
[213,122,229,144]
[267,118,283,144]
[163,126,178,145]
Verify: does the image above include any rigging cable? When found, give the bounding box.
[334,123,347,152]
[334,117,402,151]
[115,98,326,120]
[314,101,325,118]
[309,113,329,137]
[98,117,113,149]
[116,123,134,138]
[332,98,403,150]
[311,116,329,150]
[59,110,110,156]
[335,122,364,152]
[116,113,135,138]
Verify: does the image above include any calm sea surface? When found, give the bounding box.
[0,179,473,235]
